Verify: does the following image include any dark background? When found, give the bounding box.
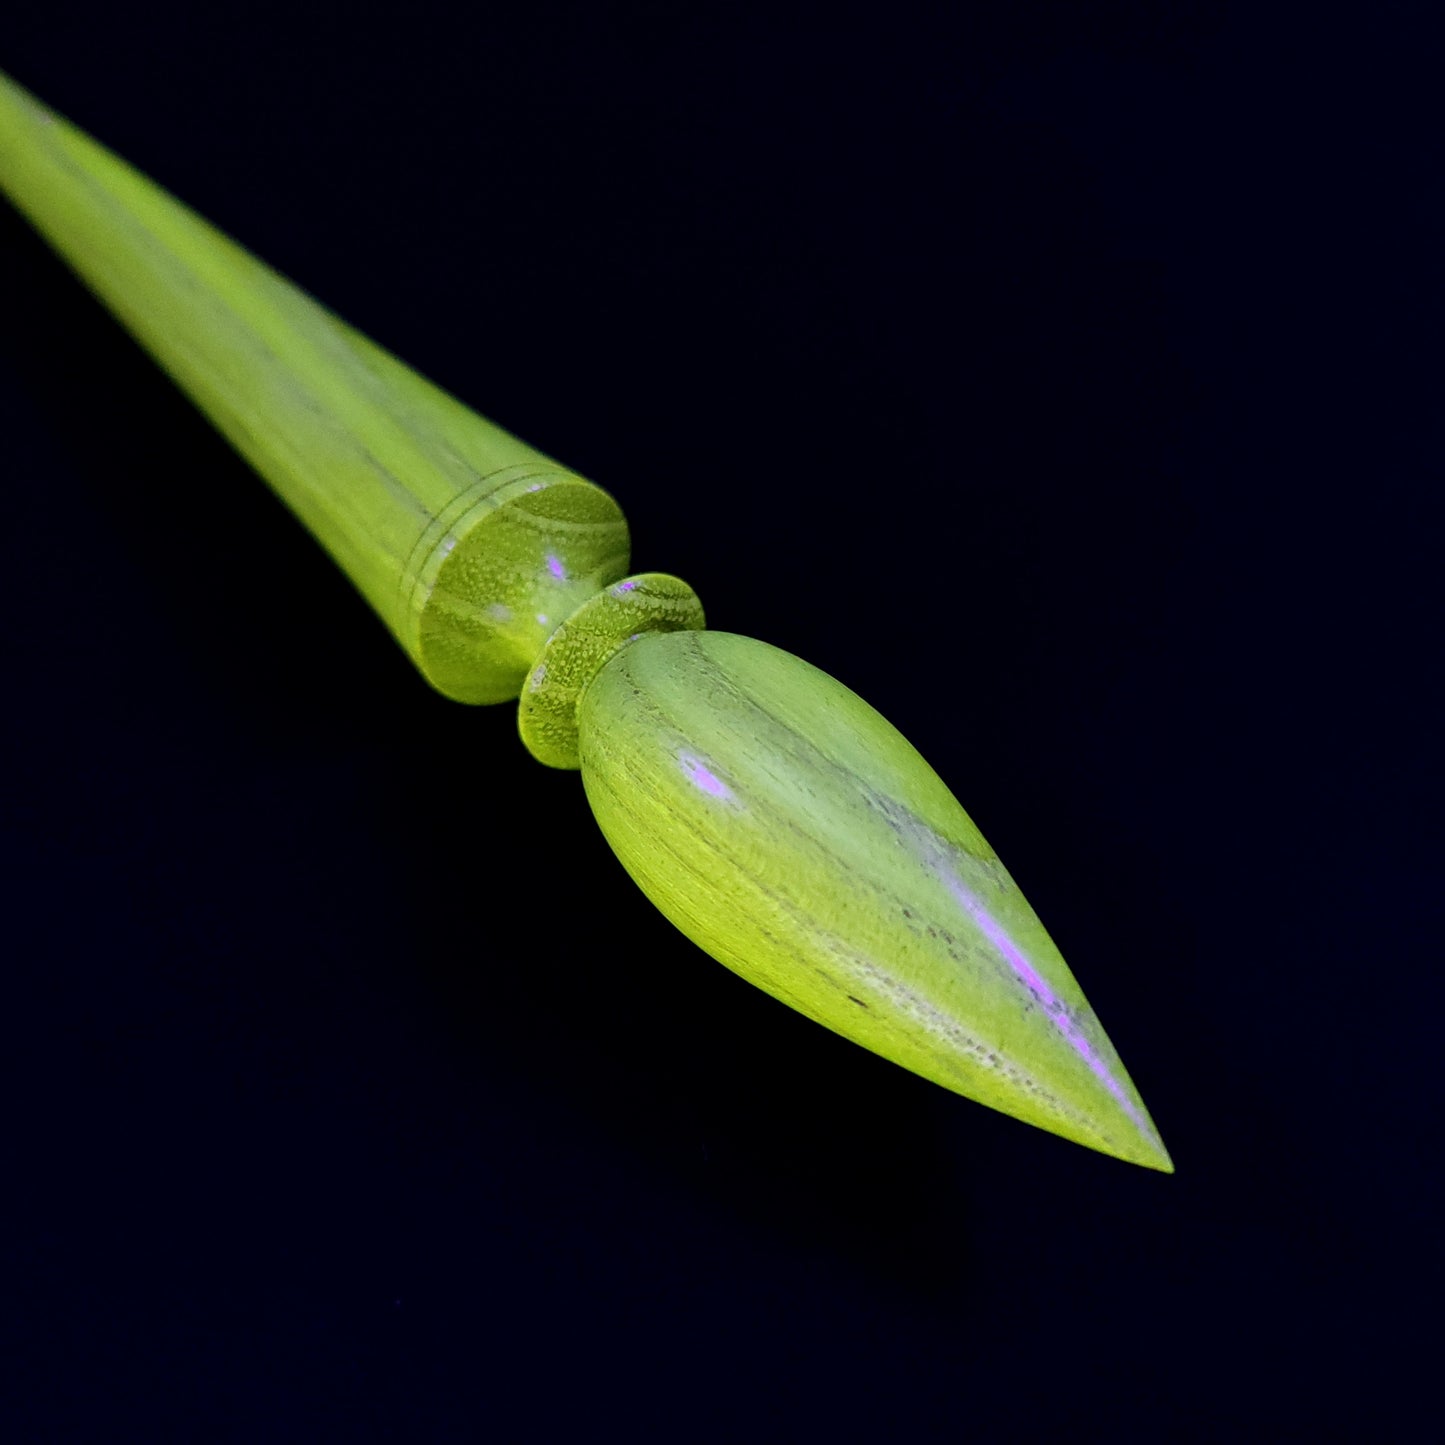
[1,3,1437,1439]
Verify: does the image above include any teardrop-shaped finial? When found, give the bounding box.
[578,630,1172,1171]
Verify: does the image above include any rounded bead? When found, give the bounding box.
[517,572,705,767]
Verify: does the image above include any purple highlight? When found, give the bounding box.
[918,836,1156,1141]
[545,553,567,580]
[616,579,637,593]
[962,885,1147,1127]
[679,752,733,800]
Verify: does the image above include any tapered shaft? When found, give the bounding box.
[0,71,628,701]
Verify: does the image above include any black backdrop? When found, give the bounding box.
[1,4,1436,1439]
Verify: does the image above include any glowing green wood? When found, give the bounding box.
[580,632,1173,1171]
[0,71,628,702]
[518,573,706,767]
[0,69,1172,1170]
